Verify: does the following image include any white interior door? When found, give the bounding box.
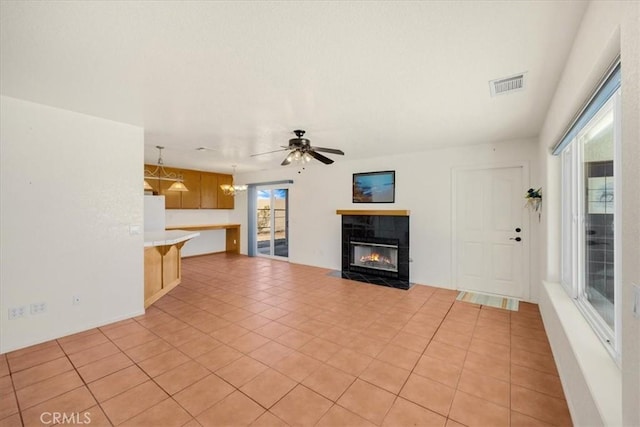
[453,166,529,299]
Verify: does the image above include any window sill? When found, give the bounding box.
[539,281,622,426]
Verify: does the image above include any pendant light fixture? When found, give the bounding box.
[219,165,247,196]
[144,146,189,192]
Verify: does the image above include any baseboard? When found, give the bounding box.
[0,309,146,354]
[181,250,227,259]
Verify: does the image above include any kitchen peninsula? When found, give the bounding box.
[166,223,240,254]
[144,230,199,308]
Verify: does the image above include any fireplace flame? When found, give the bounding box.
[360,253,393,265]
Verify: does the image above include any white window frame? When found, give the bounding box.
[560,89,622,364]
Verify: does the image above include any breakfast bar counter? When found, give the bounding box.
[144,230,199,308]
[165,224,240,253]
[144,230,200,248]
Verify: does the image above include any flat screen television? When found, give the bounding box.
[353,170,395,203]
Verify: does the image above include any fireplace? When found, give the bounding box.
[339,211,410,289]
[350,239,399,276]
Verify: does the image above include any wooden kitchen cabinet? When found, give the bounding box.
[180,169,202,209]
[200,172,218,209]
[144,238,191,308]
[145,165,234,210]
[217,174,235,209]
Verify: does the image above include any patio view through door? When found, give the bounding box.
[256,187,289,259]
[453,165,529,299]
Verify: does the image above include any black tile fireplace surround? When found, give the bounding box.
[341,215,410,290]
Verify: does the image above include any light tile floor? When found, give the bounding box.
[0,254,572,426]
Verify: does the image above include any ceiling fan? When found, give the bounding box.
[251,130,345,166]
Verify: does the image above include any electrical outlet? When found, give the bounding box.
[30,302,47,315]
[72,295,81,306]
[8,306,26,320]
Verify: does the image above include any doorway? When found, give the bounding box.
[256,187,289,259]
[452,165,529,299]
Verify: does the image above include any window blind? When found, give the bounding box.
[551,60,621,156]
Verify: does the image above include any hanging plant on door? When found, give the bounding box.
[525,187,542,221]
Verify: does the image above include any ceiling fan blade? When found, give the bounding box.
[281,152,295,166]
[312,146,344,155]
[250,148,289,157]
[308,150,334,165]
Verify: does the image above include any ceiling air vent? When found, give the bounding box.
[489,73,526,97]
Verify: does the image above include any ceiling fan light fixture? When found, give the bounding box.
[282,151,296,165]
[251,130,345,166]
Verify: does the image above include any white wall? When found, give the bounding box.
[537,1,640,425]
[165,209,231,256]
[231,138,541,301]
[0,96,144,354]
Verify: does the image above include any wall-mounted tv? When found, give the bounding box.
[353,170,395,203]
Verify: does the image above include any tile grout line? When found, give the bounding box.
[132,296,325,424]
[7,255,563,427]
[156,289,339,424]
[432,297,478,425]
[6,356,26,427]
[130,305,245,424]
[373,291,464,424]
[155,272,403,425]
[53,333,116,426]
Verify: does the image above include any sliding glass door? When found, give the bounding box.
[256,187,289,259]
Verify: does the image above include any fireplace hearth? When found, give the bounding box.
[340,212,410,289]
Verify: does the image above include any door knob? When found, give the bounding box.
[509,237,522,242]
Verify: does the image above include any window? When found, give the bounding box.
[555,62,621,361]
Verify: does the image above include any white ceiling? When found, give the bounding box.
[0,1,588,173]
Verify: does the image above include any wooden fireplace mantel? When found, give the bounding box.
[336,209,410,216]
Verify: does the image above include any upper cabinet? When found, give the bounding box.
[217,174,235,209]
[144,165,234,210]
[200,172,218,209]
[180,169,202,209]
